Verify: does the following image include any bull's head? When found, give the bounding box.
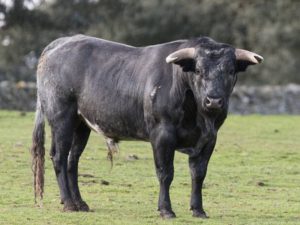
[166,38,263,114]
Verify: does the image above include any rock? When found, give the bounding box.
[257,181,265,187]
[126,154,139,161]
[101,180,110,185]
[78,173,95,178]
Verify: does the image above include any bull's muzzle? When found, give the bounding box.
[204,96,224,110]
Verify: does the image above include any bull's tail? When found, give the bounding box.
[30,97,45,205]
[106,138,119,169]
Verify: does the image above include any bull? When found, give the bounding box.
[31,35,263,218]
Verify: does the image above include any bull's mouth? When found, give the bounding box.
[204,107,223,114]
[202,102,227,115]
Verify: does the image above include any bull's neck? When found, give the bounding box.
[169,66,190,106]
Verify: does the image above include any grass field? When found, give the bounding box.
[0,111,299,225]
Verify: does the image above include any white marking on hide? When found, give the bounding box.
[78,110,103,134]
[150,86,161,99]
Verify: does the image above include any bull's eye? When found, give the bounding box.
[195,66,203,75]
[195,69,204,79]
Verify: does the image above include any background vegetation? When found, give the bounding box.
[0,111,299,224]
[0,0,299,85]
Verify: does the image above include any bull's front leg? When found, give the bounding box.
[189,138,216,218]
[150,124,176,219]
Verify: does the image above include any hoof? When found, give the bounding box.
[75,200,90,212]
[160,209,176,219]
[192,209,208,218]
[63,200,78,212]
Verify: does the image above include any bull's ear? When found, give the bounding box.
[235,49,263,72]
[166,48,196,72]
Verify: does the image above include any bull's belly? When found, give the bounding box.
[77,109,149,141]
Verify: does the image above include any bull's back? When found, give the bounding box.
[37,35,151,140]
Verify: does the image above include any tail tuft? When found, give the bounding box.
[31,100,45,206]
[105,138,119,169]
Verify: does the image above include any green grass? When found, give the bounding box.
[0,111,299,225]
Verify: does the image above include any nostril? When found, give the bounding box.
[205,97,211,106]
[217,98,223,106]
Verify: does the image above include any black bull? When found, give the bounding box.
[31,35,263,218]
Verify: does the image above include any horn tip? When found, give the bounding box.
[254,55,264,63]
[166,56,177,64]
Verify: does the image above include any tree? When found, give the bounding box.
[0,0,299,84]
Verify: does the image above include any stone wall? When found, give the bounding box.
[0,81,299,114]
[229,84,300,114]
[0,81,36,111]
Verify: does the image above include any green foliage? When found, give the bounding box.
[0,111,299,224]
[0,0,299,84]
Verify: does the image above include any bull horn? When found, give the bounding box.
[235,49,264,64]
[166,48,196,63]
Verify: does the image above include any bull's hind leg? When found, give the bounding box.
[67,121,91,211]
[49,104,79,211]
